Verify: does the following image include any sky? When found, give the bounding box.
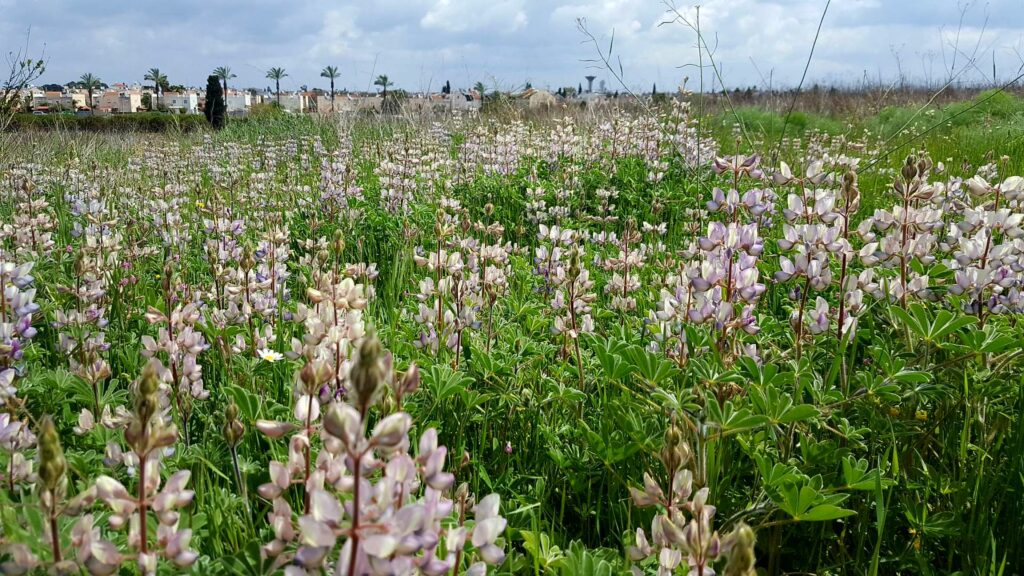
[2,0,1023,93]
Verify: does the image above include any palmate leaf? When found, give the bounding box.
[956,324,1019,354]
[775,482,855,522]
[520,530,565,570]
[552,541,619,576]
[748,384,819,426]
[890,302,977,344]
[737,356,788,387]
[469,348,511,381]
[704,390,770,436]
[588,335,633,381]
[754,454,802,487]
[423,364,474,403]
[581,422,641,464]
[842,456,896,491]
[622,344,679,386]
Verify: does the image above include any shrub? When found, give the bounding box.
[5,112,208,133]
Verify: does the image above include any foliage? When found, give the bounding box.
[5,112,208,132]
[204,75,226,130]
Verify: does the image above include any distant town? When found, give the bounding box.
[16,72,623,116]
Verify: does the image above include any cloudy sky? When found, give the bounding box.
[2,0,1022,93]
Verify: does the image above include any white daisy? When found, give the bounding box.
[258,348,284,363]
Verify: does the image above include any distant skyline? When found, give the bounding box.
[2,0,1023,93]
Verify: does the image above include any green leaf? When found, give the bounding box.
[223,385,260,420]
[799,504,857,521]
[778,404,819,424]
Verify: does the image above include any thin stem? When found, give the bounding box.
[49,505,62,564]
[347,449,363,576]
[138,451,149,557]
[795,277,811,361]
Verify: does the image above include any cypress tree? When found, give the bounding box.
[203,75,226,129]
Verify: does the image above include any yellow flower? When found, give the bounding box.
[196,201,206,209]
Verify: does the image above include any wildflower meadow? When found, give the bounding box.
[2,92,1024,575]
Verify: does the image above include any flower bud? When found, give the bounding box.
[162,260,174,295]
[568,248,581,280]
[323,402,361,448]
[38,416,66,495]
[351,333,386,411]
[306,287,325,304]
[135,359,162,423]
[917,157,931,177]
[842,170,860,213]
[370,413,411,449]
[299,360,333,394]
[74,251,87,276]
[660,420,690,474]
[332,230,345,255]
[396,364,420,398]
[901,156,919,182]
[455,482,470,503]
[223,401,245,448]
[723,523,757,576]
[240,246,255,271]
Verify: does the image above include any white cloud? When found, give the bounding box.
[1,0,1020,92]
[421,0,528,33]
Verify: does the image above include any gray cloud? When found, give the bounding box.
[2,0,1022,93]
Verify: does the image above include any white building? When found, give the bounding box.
[225,91,251,114]
[98,90,144,114]
[163,92,199,114]
[277,92,308,113]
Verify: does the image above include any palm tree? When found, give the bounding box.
[79,73,101,114]
[374,74,392,100]
[320,65,340,107]
[213,66,236,95]
[144,68,168,110]
[473,81,486,96]
[266,67,287,105]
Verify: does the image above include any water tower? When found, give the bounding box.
[585,75,596,93]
